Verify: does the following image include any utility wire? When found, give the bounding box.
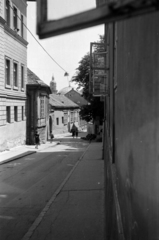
[8,2,68,74]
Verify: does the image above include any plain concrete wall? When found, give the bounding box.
[115,12,159,240]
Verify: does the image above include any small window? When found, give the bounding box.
[56,118,59,125]
[21,14,24,37]
[22,106,24,120]
[21,65,24,89]
[40,96,45,118]
[6,106,10,123]
[13,6,18,30]
[5,58,10,86]
[6,0,10,26]
[62,116,64,124]
[14,106,18,121]
[13,62,18,87]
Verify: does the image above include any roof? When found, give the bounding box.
[58,86,72,95]
[27,68,50,88]
[49,94,79,109]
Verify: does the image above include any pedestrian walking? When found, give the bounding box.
[34,131,40,149]
[71,123,76,138]
[75,127,78,138]
[50,131,54,143]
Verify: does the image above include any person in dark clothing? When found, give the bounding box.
[50,131,54,143]
[35,131,40,149]
[71,123,76,138]
[75,127,78,138]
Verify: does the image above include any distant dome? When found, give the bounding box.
[58,86,73,95]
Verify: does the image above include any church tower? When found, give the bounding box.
[50,75,57,94]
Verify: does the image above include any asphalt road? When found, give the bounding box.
[0,136,89,240]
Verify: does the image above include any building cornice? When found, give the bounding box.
[4,24,28,47]
[0,90,27,100]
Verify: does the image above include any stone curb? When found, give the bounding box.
[0,151,36,165]
[0,142,60,165]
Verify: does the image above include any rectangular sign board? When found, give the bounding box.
[37,0,158,39]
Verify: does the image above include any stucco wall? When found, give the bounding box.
[0,120,26,150]
[115,12,159,240]
[0,0,27,151]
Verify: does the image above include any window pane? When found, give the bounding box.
[6,0,10,26]
[14,106,17,121]
[13,7,17,29]
[21,15,23,37]
[40,96,44,118]
[13,63,18,87]
[6,106,10,123]
[6,59,10,85]
[22,106,24,120]
[21,65,24,88]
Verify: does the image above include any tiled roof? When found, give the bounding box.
[27,68,49,88]
[49,94,79,109]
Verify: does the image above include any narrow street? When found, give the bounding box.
[0,136,89,240]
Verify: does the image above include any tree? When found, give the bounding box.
[72,35,105,122]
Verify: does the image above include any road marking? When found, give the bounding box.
[21,144,90,240]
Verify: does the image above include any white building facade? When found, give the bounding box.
[0,0,27,151]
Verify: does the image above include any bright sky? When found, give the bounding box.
[27,2,104,91]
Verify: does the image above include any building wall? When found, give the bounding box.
[26,87,50,145]
[114,12,159,240]
[0,0,27,151]
[49,108,79,135]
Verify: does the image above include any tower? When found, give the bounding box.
[50,75,57,94]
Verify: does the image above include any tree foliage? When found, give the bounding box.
[72,35,105,122]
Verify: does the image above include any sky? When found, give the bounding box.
[27,2,104,91]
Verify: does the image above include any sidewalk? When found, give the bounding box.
[0,138,61,165]
[22,142,105,240]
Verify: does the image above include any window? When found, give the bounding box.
[22,106,24,120]
[6,106,10,123]
[56,118,59,125]
[62,116,64,124]
[5,0,10,26]
[13,62,18,87]
[64,112,68,125]
[21,14,23,37]
[13,6,18,30]
[40,96,44,118]
[14,106,18,121]
[5,58,10,86]
[21,65,24,89]
[70,112,73,122]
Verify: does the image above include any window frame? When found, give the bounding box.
[21,14,24,37]
[6,106,11,123]
[40,96,45,118]
[13,5,18,30]
[21,64,24,90]
[14,106,18,122]
[13,61,18,89]
[5,57,11,87]
[5,0,10,27]
[62,116,64,124]
[56,117,59,125]
[22,106,24,121]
